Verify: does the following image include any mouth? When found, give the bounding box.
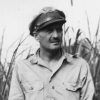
[51,41,61,45]
[50,38,61,45]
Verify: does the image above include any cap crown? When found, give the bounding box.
[29,7,66,36]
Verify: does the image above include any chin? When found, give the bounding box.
[50,46,61,51]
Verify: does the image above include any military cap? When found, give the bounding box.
[29,7,66,36]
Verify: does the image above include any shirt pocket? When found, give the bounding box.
[63,70,87,92]
[21,80,43,93]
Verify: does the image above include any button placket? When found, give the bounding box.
[49,56,65,83]
[43,81,56,100]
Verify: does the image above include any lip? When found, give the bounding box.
[51,41,60,44]
[50,40,60,43]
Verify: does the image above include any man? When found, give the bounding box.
[9,7,94,100]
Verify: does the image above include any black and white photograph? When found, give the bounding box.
[0,0,100,100]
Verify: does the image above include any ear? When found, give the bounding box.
[34,33,40,41]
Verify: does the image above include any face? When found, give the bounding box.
[36,23,63,51]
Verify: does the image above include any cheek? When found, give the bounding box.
[59,34,63,40]
[39,35,49,44]
[38,34,45,41]
[58,32,63,37]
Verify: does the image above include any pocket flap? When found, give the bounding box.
[63,82,82,91]
[21,80,43,93]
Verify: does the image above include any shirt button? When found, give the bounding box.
[52,86,55,89]
[30,87,34,90]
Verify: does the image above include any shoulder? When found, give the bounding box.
[65,53,86,63]
[13,59,27,70]
[72,54,90,76]
[65,53,89,71]
[65,53,90,79]
[14,54,37,69]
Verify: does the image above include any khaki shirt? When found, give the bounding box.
[9,51,94,100]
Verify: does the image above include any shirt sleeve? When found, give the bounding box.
[80,61,95,100]
[8,63,25,100]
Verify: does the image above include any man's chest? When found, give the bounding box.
[19,63,82,100]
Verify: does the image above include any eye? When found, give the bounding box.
[47,27,54,32]
[43,27,54,33]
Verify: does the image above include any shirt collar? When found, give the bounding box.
[29,49,73,65]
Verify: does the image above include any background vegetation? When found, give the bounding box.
[0,1,100,100]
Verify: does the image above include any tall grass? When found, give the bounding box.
[0,10,100,100]
[0,28,100,100]
[0,34,28,100]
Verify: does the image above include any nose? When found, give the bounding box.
[52,29,58,38]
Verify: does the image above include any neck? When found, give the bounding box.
[39,48,62,62]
